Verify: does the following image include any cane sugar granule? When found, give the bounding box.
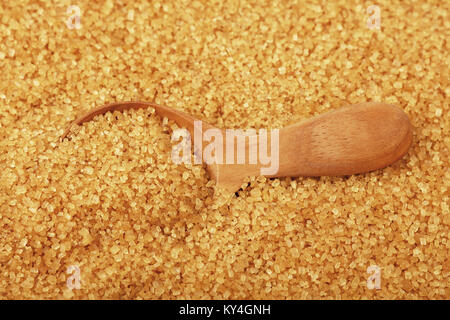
[0,0,448,299]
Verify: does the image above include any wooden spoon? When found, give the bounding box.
[61,101,412,192]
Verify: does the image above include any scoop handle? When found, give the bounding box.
[274,102,412,177]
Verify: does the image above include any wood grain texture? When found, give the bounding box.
[275,102,413,176]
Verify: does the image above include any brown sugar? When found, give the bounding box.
[0,0,448,299]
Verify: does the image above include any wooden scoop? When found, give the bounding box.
[61,101,412,192]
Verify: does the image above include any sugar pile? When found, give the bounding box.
[0,0,448,299]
